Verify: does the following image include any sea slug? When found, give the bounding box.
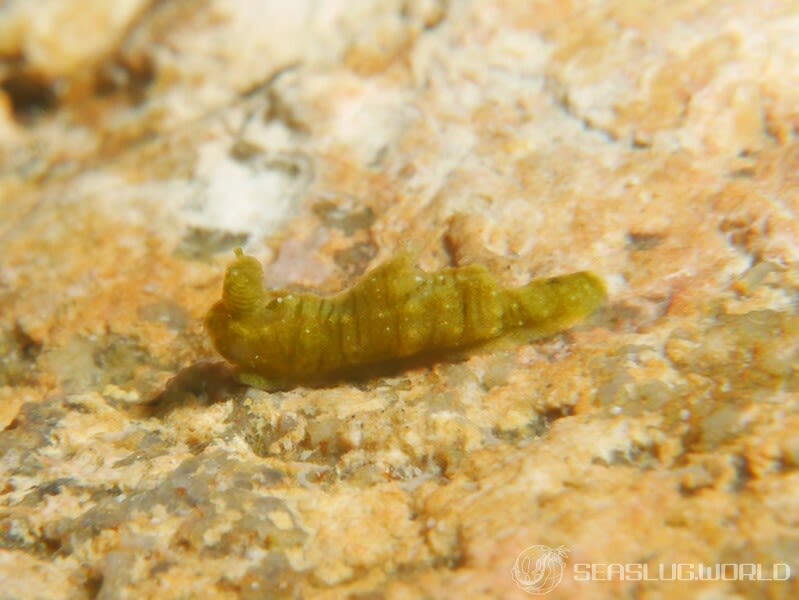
[205,249,606,389]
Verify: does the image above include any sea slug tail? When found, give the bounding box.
[504,271,606,336]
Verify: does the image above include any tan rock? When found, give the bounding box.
[1,1,798,599]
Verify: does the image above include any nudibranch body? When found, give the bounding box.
[205,249,606,389]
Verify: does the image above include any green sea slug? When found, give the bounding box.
[205,249,606,389]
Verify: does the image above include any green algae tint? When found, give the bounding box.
[205,249,606,389]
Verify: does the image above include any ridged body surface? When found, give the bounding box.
[205,250,606,388]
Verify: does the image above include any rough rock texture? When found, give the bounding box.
[1,1,798,599]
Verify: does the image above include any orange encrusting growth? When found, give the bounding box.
[205,249,606,389]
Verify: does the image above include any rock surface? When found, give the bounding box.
[1,1,798,598]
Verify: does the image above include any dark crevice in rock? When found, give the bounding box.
[1,71,59,124]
